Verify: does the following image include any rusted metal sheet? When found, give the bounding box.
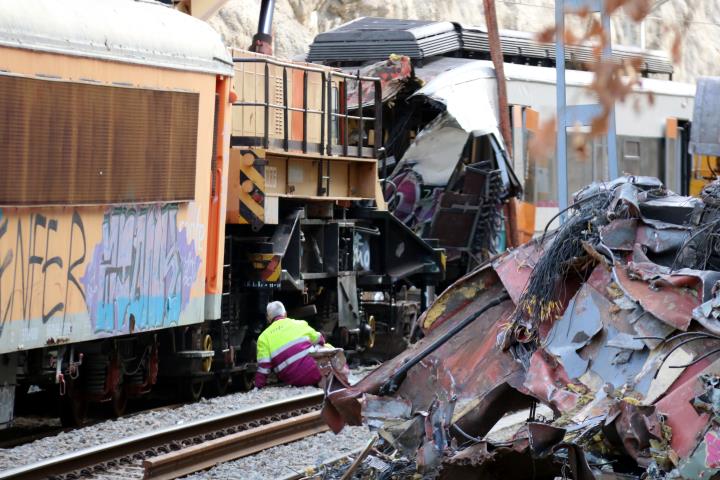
[439,423,594,480]
[600,218,689,255]
[613,263,699,330]
[418,266,498,332]
[656,358,720,458]
[522,350,581,412]
[323,178,720,479]
[601,218,639,251]
[676,426,720,480]
[604,400,663,465]
[344,55,412,109]
[493,240,545,304]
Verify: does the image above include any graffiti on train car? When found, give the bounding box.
[0,208,87,336]
[81,205,201,334]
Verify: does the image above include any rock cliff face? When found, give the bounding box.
[208,0,719,83]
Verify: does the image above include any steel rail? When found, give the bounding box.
[0,391,324,480]
[144,410,329,479]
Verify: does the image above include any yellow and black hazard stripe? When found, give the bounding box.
[248,252,282,283]
[238,148,265,230]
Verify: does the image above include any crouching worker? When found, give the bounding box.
[254,301,325,389]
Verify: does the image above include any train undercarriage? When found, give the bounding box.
[9,201,442,427]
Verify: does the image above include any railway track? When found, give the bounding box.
[0,391,325,480]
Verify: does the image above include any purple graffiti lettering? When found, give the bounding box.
[81,205,200,334]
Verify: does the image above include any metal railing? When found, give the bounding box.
[231,56,383,159]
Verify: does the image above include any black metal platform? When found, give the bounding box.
[308,17,673,77]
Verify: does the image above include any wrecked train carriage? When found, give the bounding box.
[324,176,720,479]
[336,51,696,288]
[314,20,718,290]
[343,55,524,286]
[225,50,445,363]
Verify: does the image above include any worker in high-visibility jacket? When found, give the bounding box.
[254,301,325,388]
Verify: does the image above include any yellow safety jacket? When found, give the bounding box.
[255,317,324,388]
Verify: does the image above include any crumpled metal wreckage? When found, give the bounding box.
[322,176,720,479]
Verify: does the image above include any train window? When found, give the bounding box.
[0,74,199,206]
[617,16,643,48]
[624,140,641,160]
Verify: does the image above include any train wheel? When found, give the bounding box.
[365,315,376,349]
[240,371,254,391]
[201,335,213,373]
[108,385,127,418]
[181,379,204,402]
[59,388,87,427]
[213,375,231,397]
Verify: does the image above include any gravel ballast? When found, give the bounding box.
[182,426,374,480]
[0,385,319,471]
[182,366,377,479]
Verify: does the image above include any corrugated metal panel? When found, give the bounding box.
[308,17,673,76]
[0,0,233,75]
[689,77,720,157]
[0,74,198,205]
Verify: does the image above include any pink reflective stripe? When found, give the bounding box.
[270,337,309,359]
[276,349,309,372]
[257,366,271,374]
[271,341,312,368]
[277,356,321,386]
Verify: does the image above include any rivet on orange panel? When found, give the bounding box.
[242,180,255,192]
[242,153,255,167]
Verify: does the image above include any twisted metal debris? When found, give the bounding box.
[322,176,720,479]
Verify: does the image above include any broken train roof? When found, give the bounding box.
[388,59,508,188]
[323,176,720,479]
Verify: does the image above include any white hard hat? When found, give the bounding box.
[266,301,286,321]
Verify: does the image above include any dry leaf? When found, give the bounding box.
[575,6,591,19]
[671,30,682,63]
[629,56,643,70]
[624,0,652,22]
[587,18,603,39]
[591,113,609,135]
[604,0,625,16]
[537,26,555,44]
[571,131,590,160]
[537,0,680,159]
[528,119,556,160]
[564,29,579,45]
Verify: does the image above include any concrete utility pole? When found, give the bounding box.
[482,0,512,158]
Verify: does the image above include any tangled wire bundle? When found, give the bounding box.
[511,189,614,329]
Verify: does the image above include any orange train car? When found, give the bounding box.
[0,0,233,425]
[0,0,443,427]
